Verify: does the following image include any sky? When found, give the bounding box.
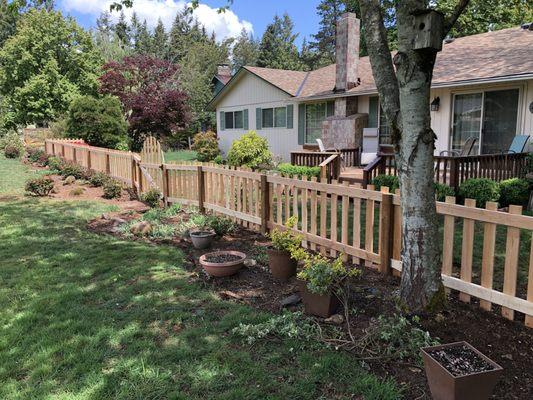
[58,0,322,47]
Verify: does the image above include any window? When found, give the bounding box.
[304,101,334,144]
[261,107,287,128]
[262,108,274,128]
[369,96,391,145]
[274,107,287,127]
[223,110,246,130]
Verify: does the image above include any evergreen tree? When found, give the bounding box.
[299,37,319,71]
[151,18,168,59]
[231,29,259,71]
[114,10,130,48]
[257,14,303,70]
[310,0,344,66]
[168,6,192,62]
[94,11,128,61]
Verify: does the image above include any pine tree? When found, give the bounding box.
[114,10,130,48]
[310,0,345,67]
[299,37,319,71]
[94,11,127,61]
[231,29,259,71]
[257,14,303,70]
[168,6,192,62]
[151,18,168,59]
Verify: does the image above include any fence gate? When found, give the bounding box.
[138,136,165,192]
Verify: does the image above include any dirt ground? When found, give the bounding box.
[40,166,532,400]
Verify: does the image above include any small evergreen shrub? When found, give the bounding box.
[434,182,455,202]
[46,156,64,171]
[213,155,224,164]
[25,176,54,196]
[499,178,530,207]
[0,131,24,155]
[27,148,46,164]
[277,163,321,179]
[458,178,500,208]
[69,187,85,196]
[141,188,162,208]
[89,172,109,187]
[4,144,21,158]
[371,174,399,191]
[205,215,236,236]
[227,131,272,169]
[191,131,220,162]
[102,179,122,199]
[59,161,86,179]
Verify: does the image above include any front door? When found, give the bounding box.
[451,89,520,154]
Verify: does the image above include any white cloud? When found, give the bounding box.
[61,0,253,41]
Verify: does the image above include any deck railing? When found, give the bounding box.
[362,152,530,190]
[290,147,361,182]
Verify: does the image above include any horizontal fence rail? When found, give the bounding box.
[45,139,533,328]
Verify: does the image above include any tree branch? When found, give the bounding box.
[359,0,401,141]
[443,0,471,38]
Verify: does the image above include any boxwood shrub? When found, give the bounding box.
[458,178,500,208]
[25,176,54,196]
[371,174,399,191]
[277,163,321,179]
[498,178,530,207]
[434,182,455,202]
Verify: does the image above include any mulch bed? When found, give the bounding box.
[87,207,533,400]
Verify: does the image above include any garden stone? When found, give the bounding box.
[111,217,126,226]
[280,293,301,307]
[130,221,152,236]
[324,314,344,325]
[244,258,257,267]
[64,175,76,185]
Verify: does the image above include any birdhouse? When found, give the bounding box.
[413,10,444,52]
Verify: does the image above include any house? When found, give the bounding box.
[207,13,533,162]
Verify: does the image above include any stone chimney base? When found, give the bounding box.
[322,114,368,150]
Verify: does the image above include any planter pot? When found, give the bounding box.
[190,230,216,249]
[199,250,246,277]
[299,280,339,318]
[267,248,297,280]
[421,341,503,400]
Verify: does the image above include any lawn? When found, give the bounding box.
[165,150,197,163]
[0,156,400,399]
[0,154,43,195]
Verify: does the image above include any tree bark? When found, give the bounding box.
[360,0,470,311]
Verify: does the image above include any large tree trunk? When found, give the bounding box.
[359,0,470,311]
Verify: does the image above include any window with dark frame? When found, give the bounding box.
[225,112,234,129]
[224,110,245,130]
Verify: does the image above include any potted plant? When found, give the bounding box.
[267,216,303,281]
[421,341,503,400]
[297,254,360,318]
[190,229,216,249]
[199,250,246,277]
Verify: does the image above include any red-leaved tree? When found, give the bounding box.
[99,55,191,150]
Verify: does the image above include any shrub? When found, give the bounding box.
[227,131,272,169]
[499,178,530,207]
[46,156,64,171]
[458,178,500,208]
[191,131,220,162]
[27,148,46,163]
[434,182,455,202]
[371,174,399,191]
[102,179,122,199]
[66,95,128,149]
[59,161,86,179]
[205,215,236,236]
[89,172,109,187]
[277,163,321,179]
[25,176,54,196]
[69,187,85,196]
[270,217,304,259]
[213,155,224,165]
[141,188,162,208]
[49,117,68,138]
[4,144,21,158]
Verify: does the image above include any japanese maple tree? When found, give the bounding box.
[99,55,191,150]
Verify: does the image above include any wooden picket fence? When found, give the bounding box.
[45,138,533,328]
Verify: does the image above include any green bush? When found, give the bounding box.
[499,178,530,207]
[59,161,86,179]
[277,163,321,179]
[141,188,162,208]
[205,215,236,236]
[4,144,21,158]
[191,131,220,162]
[371,174,399,191]
[89,172,109,187]
[46,156,64,171]
[434,182,455,202]
[27,148,46,163]
[66,95,128,149]
[25,176,54,196]
[0,131,24,155]
[102,179,122,199]
[227,131,272,169]
[458,178,500,208]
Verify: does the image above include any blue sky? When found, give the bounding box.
[58,0,322,48]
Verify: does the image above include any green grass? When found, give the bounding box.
[0,154,44,196]
[164,150,197,163]
[0,157,400,399]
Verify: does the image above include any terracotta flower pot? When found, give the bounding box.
[421,341,503,400]
[299,280,339,318]
[190,230,216,249]
[199,250,246,277]
[267,248,297,280]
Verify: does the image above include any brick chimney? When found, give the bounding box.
[335,13,360,92]
[216,64,231,78]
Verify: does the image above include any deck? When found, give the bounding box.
[339,167,365,185]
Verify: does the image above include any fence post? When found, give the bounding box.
[161,163,169,206]
[260,174,270,235]
[72,147,77,163]
[105,153,111,174]
[197,165,205,213]
[130,154,137,191]
[86,149,92,170]
[379,190,394,275]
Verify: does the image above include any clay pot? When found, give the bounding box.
[299,280,339,318]
[267,248,297,280]
[421,341,503,400]
[199,250,246,277]
[190,230,216,249]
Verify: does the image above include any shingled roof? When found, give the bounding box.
[240,27,533,100]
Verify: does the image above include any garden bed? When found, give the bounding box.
[87,206,533,400]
